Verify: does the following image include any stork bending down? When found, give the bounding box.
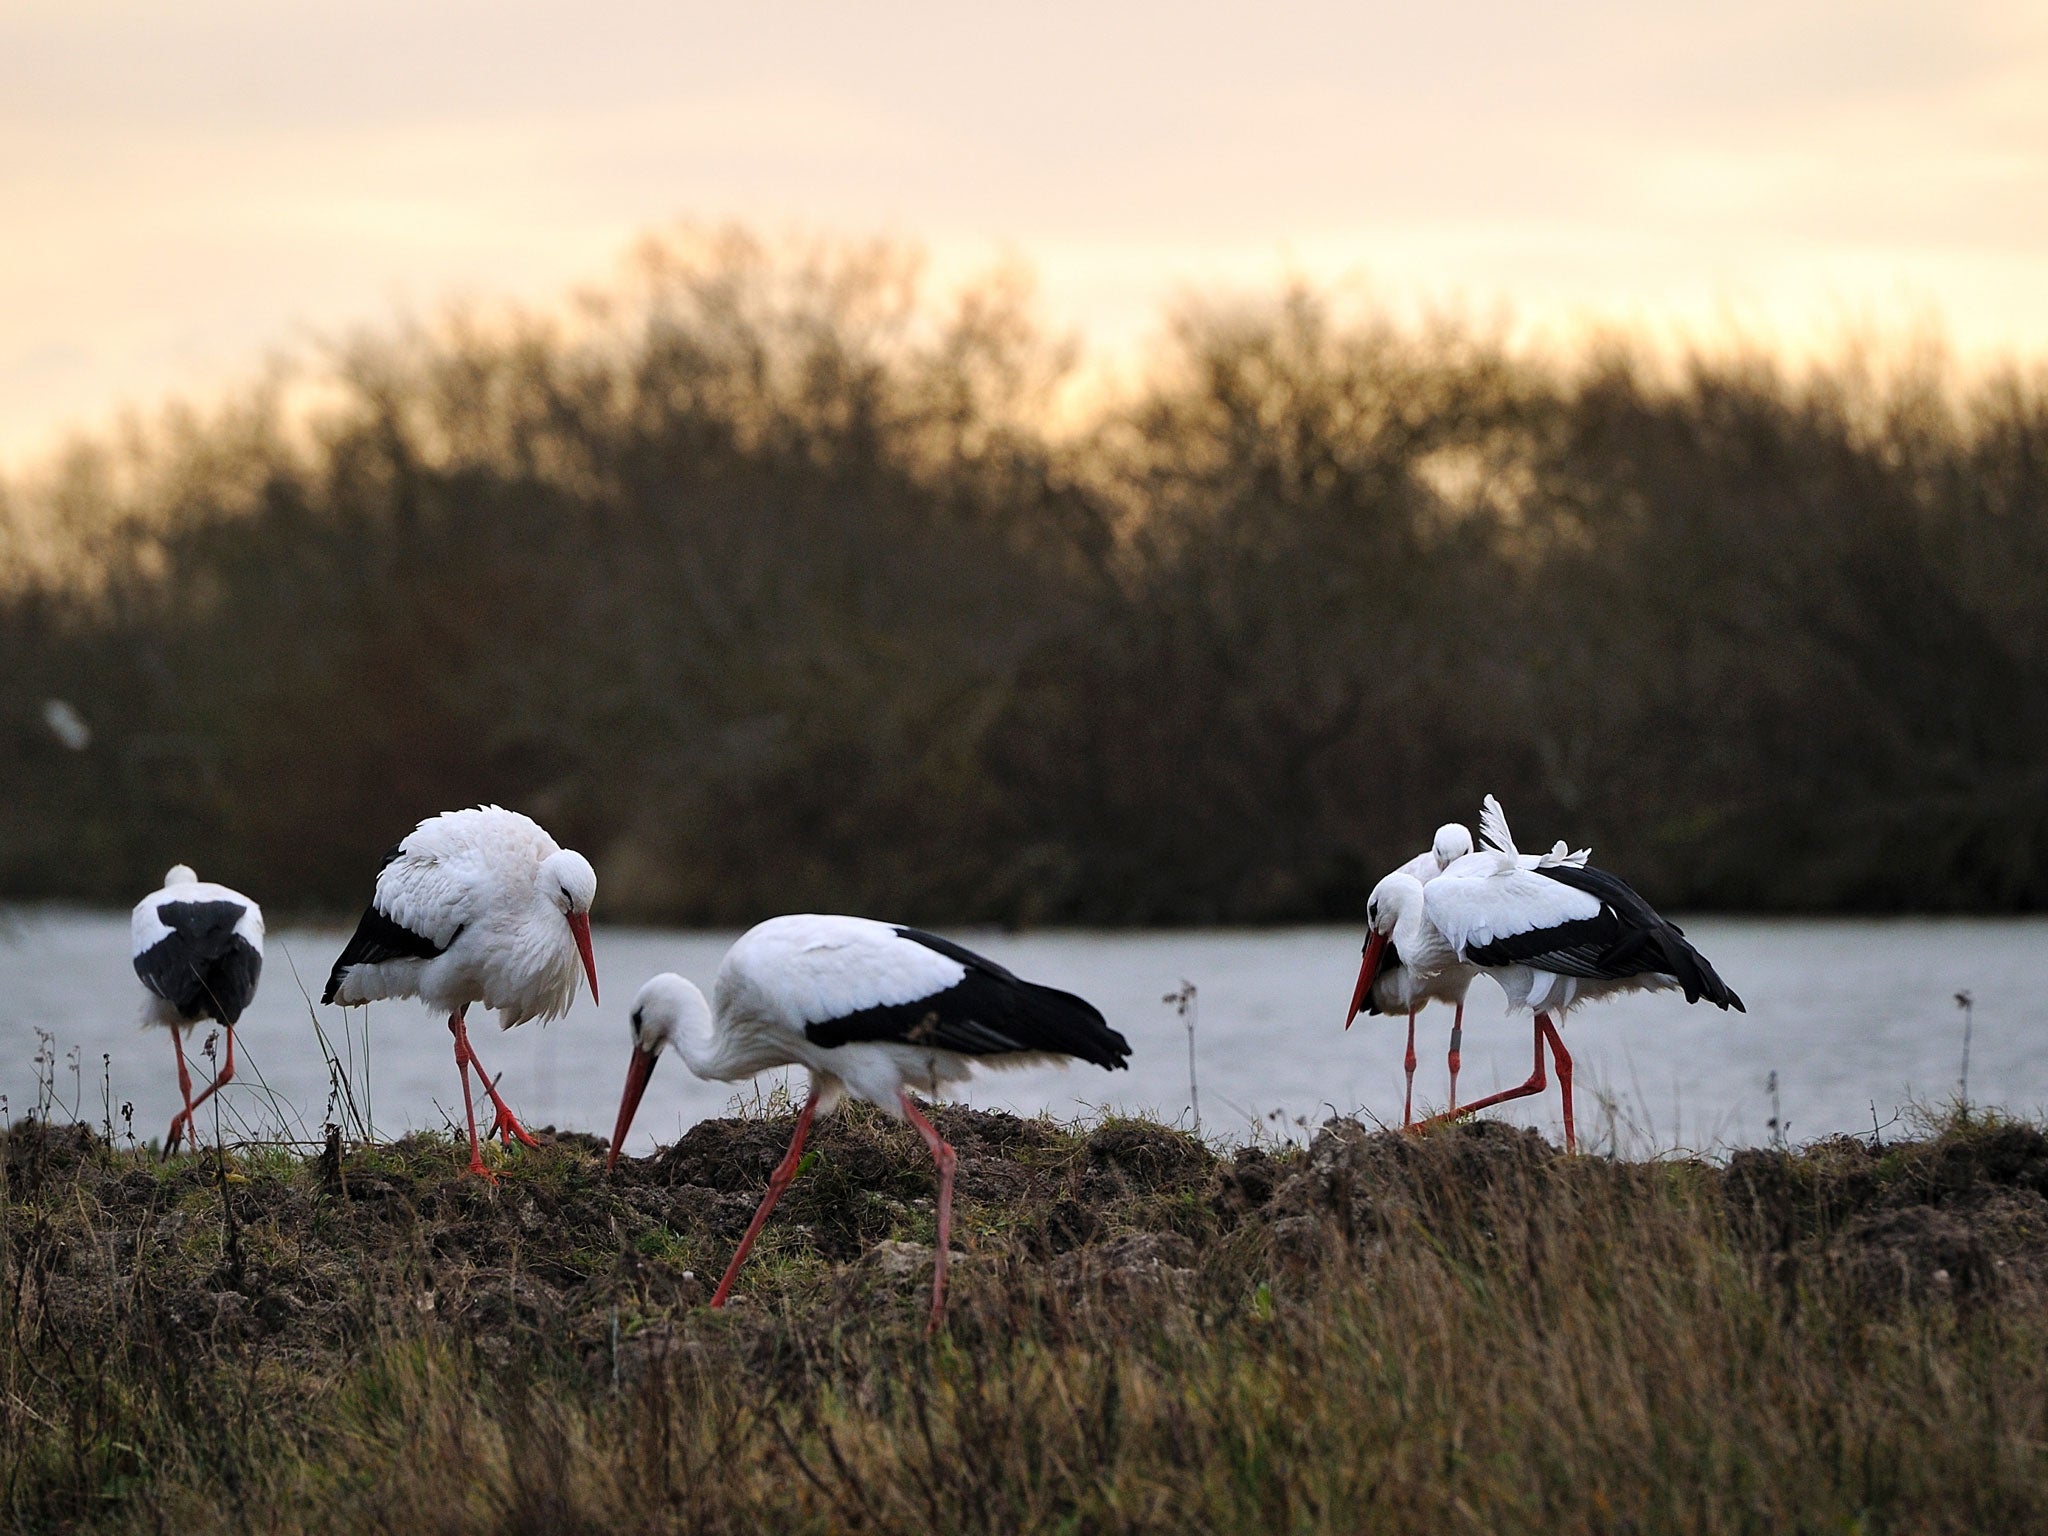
[608,915,1130,1331]
[1349,798,1738,1150]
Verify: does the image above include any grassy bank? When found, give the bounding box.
[5,1106,2048,1533]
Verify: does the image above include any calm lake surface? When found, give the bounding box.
[3,911,2044,1156]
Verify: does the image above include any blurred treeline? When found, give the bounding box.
[4,230,2046,922]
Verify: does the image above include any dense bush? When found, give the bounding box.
[4,230,2045,920]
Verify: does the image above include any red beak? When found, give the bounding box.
[567,911,599,1005]
[607,1044,659,1173]
[1346,931,1389,1030]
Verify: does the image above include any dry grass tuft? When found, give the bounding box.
[5,1107,2048,1532]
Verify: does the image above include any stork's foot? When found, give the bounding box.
[1413,1070,1545,1135]
[163,1113,188,1157]
[462,1147,500,1182]
[489,1103,542,1150]
[1409,1012,1555,1138]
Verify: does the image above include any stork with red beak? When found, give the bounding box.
[1350,809,1589,1120]
[1346,796,1737,1151]
[606,915,1129,1331]
[323,805,599,1179]
[1356,821,1478,1122]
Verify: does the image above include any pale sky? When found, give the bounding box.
[4,0,2047,468]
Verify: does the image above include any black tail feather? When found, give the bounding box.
[1535,863,1744,1012]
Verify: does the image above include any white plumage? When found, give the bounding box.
[324,806,595,1028]
[131,867,265,1025]
[1425,864,1605,972]
[1357,823,1480,1124]
[1392,821,1476,885]
[1356,807,1588,1123]
[722,915,967,1037]
[1351,795,1741,1151]
[1476,792,1590,874]
[130,864,264,1153]
[608,913,1129,1330]
[323,805,599,1179]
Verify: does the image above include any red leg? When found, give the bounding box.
[177,1026,237,1148]
[1415,1012,1550,1131]
[710,1089,821,1307]
[1539,1014,1576,1152]
[1447,1002,1465,1112]
[1402,1008,1418,1128]
[448,1013,495,1181]
[450,1012,541,1149]
[898,1094,958,1335]
[164,1027,199,1156]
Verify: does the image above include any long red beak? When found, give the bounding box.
[567,911,599,1005]
[607,1044,659,1173]
[1346,931,1389,1030]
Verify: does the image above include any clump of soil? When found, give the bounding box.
[11,1108,2048,1534]
[1724,1120,2048,1305]
[11,1105,2044,1378]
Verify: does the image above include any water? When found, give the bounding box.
[3,910,2044,1156]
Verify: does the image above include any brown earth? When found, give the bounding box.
[8,1108,2048,1532]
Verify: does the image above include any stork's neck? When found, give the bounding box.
[1394,899,1455,976]
[667,998,761,1084]
[673,1017,721,1079]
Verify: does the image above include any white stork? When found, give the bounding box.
[131,865,264,1153]
[1362,822,1478,1123]
[1352,808,1590,1121]
[1349,797,1737,1151]
[322,806,599,1180]
[606,914,1131,1331]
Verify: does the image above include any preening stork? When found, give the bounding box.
[1353,809,1590,1121]
[1348,797,1737,1151]
[1365,822,1478,1124]
[132,866,264,1153]
[322,806,599,1180]
[608,914,1131,1330]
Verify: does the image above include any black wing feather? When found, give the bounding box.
[1465,864,1744,1011]
[802,926,1132,1069]
[1363,936,1402,1016]
[321,901,458,1004]
[134,900,262,1024]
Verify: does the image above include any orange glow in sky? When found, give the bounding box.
[4,0,2047,467]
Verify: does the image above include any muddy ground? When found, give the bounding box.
[8,1105,2048,1377]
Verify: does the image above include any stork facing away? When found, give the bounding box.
[608,914,1130,1331]
[132,865,264,1154]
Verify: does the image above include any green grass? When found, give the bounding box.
[5,1106,2048,1532]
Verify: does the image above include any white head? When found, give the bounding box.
[628,973,709,1059]
[538,849,600,1005]
[1432,824,1473,869]
[608,973,712,1172]
[540,849,597,914]
[1348,871,1426,1030]
[164,864,198,887]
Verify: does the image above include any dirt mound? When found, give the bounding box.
[12,1109,2048,1533]
[1,1118,100,1194]
[10,1109,2048,1384]
[1725,1120,2048,1307]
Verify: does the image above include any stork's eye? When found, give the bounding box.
[630,1007,644,1031]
